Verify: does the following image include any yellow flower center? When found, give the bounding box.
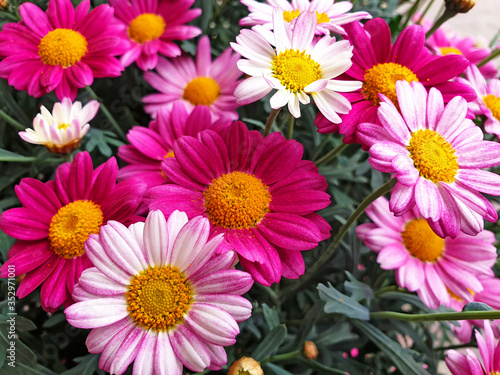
[165,150,175,159]
[439,47,462,55]
[401,218,444,262]
[407,129,459,183]
[38,29,88,67]
[48,200,103,259]
[57,123,70,131]
[183,77,221,106]
[203,171,271,229]
[362,63,419,106]
[282,9,330,24]
[483,94,500,122]
[447,287,474,302]
[272,49,321,93]
[126,265,193,331]
[128,13,166,44]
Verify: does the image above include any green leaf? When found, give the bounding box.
[352,321,430,375]
[251,324,287,361]
[265,363,294,375]
[61,354,102,375]
[294,301,324,348]
[344,272,374,302]
[0,149,36,162]
[462,302,494,312]
[315,322,359,346]
[262,304,280,330]
[317,283,369,320]
[42,313,67,328]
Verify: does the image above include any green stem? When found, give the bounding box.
[489,29,500,48]
[280,178,396,300]
[425,8,458,39]
[0,107,27,131]
[401,0,423,29]
[286,114,295,140]
[434,343,474,352]
[478,49,500,68]
[370,310,500,322]
[261,350,301,365]
[263,108,281,137]
[85,86,127,141]
[416,0,435,25]
[374,285,400,298]
[315,143,349,167]
[297,359,348,374]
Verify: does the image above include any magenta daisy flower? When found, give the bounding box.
[239,0,371,35]
[446,320,500,375]
[143,36,242,120]
[65,210,253,374]
[419,17,498,79]
[356,197,497,310]
[0,152,145,312]
[109,0,201,71]
[314,18,476,146]
[459,64,500,139]
[143,121,332,285]
[0,0,126,100]
[358,80,500,238]
[118,103,230,190]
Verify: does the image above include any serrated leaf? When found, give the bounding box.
[61,354,101,375]
[352,321,430,375]
[315,322,359,346]
[0,316,37,332]
[262,304,280,330]
[462,302,494,312]
[42,313,66,328]
[344,271,374,302]
[317,283,369,320]
[251,324,287,361]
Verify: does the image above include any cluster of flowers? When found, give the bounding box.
[0,0,499,373]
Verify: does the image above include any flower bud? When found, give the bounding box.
[228,357,264,375]
[303,341,319,360]
[445,0,476,13]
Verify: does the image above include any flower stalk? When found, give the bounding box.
[370,309,500,322]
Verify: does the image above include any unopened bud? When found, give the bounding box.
[228,357,264,375]
[445,0,476,13]
[0,0,8,8]
[303,341,318,360]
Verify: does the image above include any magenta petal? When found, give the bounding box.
[15,177,61,218]
[269,189,330,215]
[278,248,305,279]
[144,185,205,218]
[19,2,52,38]
[226,229,267,264]
[390,25,424,69]
[173,136,218,185]
[0,240,52,277]
[0,208,49,240]
[223,121,250,171]
[17,254,60,299]
[40,258,70,312]
[258,212,321,250]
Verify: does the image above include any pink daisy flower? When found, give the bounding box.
[143,36,242,121]
[357,80,500,238]
[314,18,476,146]
[143,121,332,286]
[19,97,99,154]
[109,0,201,71]
[418,17,498,79]
[0,152,145,312]
[65,210,253,374]
[459,64,500,139]
[118,103,230,190]
[448,277,500,343]
[232,9,361,123]
[0,0,126,100]
[239,0,371,35]
[446,320,500,375]
[356,197,497,310]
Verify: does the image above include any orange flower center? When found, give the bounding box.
[203,171,271,229]
[128,13,166,44]
[38,28,88,67]
[183,77,221,106]
[483,94,500,122]
[407,129,459,183]
[282,9,330,24]
[362,62,419,106]
[126,265,193,331]
[439,47,462,55]
[401,218,444,262]
[48,200,103,259]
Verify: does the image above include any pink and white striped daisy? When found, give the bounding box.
[356,197,497,310]
[143,121,332,286]
[109,0,201,71]
[0,152,146,312]
[0,0,126,100]
[231,9,361,123]
[446,320,500,375]
[19,98,99,154]
[358,80,500,238]
[239,0,371,35]
[65,210,253,374]
[143,36,242,120]
[459,64,500,139]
